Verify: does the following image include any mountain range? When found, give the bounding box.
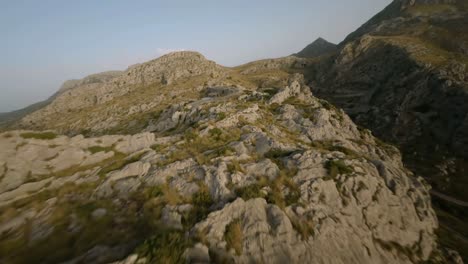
[0,0,467,263]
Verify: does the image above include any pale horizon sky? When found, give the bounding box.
[0,0,391,112]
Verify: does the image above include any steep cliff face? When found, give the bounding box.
[0,74,446,263]
[298,0,468,260]
[309,0,468,198]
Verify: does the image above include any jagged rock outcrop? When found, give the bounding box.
[0,75,447,263]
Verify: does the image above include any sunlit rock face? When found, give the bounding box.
[0,72,442,263]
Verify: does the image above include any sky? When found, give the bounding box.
[0,0,391,112]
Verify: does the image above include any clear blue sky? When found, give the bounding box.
[0,0,391,112]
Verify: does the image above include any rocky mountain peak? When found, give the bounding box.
[294,37,337,58]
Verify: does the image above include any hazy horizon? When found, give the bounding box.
[1,0,391,113]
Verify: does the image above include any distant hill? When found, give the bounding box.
[293,37,337,58]
[0,100,51,128]
[0,71,123,130]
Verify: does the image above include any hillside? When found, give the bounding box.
[0,0,467,263]
[0,71,123,130]
[298,0,468,260]
[0,72,448,263]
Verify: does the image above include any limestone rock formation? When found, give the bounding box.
[297,0,468,260]
[17,52,225,134]
[0,74,447,263]
[2,3,467,260]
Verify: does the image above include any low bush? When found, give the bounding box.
[325,160,353,179]
[20,132,57,140]
[224,219,243,255]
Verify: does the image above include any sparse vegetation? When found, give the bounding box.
[325,159,354,179]
[2,5,466,262]
[375,138,399,155]
[137,229,190,264]
[224,219,243,255]
[235,182,267,201]
[160,127,241,166]
[0,182,143,264]
[150,143,166,152]
[184,182,213,227]
[310,140,359,158]
[406,4,456,16]
[162,184,183,206]
[98,151,146,177]
[87,145,114,154]
[289,216,315,240]
[217,112,227,120]
[20,132,57,140]
[227,159,246,174]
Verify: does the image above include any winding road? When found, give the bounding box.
[430,190,468,207]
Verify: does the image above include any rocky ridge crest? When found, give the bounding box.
[0,74,448,263]
[19,52,224,133]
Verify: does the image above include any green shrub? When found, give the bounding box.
[184,129,198,141]
[325,160,353,179]
[209,127,223,140]
[137,229,190,264]
[20,132,57,140]
[150,144,165,152]
[289,216,315,241]
[217,112,227,121]
[235,183,266,200]
[184,182,213,227]
[146,185,164,198]
[224,219,243,255]
[87,146,114,154]
[227,160,245,174]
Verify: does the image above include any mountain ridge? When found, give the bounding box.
[298,0,468,260]
[0,73,445,263]
[0,2,467,263]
